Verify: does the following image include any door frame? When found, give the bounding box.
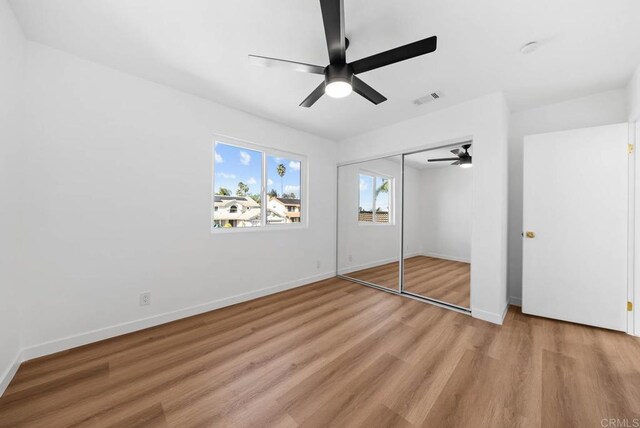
[632,121,639,336]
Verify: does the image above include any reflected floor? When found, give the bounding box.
[344,256,470,308]
[403,256,470,308]
[343,262,400,290]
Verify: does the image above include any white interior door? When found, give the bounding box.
[522,123,629,331]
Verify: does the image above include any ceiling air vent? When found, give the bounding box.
[413,91,442,106]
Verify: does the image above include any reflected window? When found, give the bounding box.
[359,173,392,224]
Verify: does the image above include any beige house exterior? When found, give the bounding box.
[213,196,298,227]
[268,197,301,223]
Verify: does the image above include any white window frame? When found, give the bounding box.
[211,135,307,233]
[358,170,395,226]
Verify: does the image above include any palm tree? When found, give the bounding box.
[218,187,231,196]
[237,182,249,196]
[277,163,286,196]
[375,179,389,197]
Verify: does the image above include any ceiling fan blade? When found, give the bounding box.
[350,36,437,75]
[320,0,346,64]
[428,157,459,162]
[450,149,461,156]
[451,161,461,166]
[352,76,387,105]
[299,81,326,107]
[248,55,325,74]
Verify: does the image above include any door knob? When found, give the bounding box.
[525,231,535,238]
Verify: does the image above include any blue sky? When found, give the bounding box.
[214,142,301,198]
[267,155,300,197]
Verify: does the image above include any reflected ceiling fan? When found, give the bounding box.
[248,0,437,107]
[428,143,472,168]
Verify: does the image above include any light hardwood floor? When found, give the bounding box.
[1,277,639,427]
[344,256,470,307]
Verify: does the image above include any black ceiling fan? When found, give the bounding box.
[428,143,472,168]
[248,0,437,107]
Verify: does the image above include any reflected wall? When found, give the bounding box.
[337,156,402,291]
[402,147,472,308]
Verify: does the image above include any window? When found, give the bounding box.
[359,172,392,224]
[266,155,301,225]
[212,138,304,231]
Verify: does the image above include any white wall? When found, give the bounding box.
[414,166,472,262]
[508,89,629,304]
[0,0,26,394]
[339,92,510,324]
[18,41,338,355]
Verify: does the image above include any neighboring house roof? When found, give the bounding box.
[271,197,300,206]
[214,207,260,221]
[213,195,259,208]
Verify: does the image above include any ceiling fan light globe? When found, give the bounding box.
[459,157,472,168]
[325,81,352,98]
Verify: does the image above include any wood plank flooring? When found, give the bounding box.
[1,277,639,427]
[344,256,470,307]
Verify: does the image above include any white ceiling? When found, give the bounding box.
[9,0,640,140]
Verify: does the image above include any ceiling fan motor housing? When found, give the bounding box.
[324,63,353,87]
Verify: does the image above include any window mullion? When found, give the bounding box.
[372,175,377,223]
[262,152,267,226]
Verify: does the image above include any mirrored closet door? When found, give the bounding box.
[402,146,472,309]
[337,155,402,291]
[336,142,472,313]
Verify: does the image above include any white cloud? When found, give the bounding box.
[216,172,236,179]
[267,178,274,186]
[289,160,301,171]
[239,151,251,166]
[359,179,368,191]
[214,151,223,164]
[284,185,300,193]
[247,177,257,185]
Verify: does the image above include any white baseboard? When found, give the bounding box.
[338,252,422,276]
[4,271,334,394]
[338,257,399,275]
[509,296,522,307]
[420,252,470,264]
[472,301,509,325]
[0,350,23,397]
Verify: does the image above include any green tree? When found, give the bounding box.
[218,187,231,196]
[375,179,389,197]
[237,182,249,196]
[268,189,278,198]
[249,193,261,204]
[277,163,286,196]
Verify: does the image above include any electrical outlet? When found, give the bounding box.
[140,292,151,306]
[348,255,353,262]
[316,260,321,269]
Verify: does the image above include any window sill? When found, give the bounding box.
[357,222,396,227]
[211,223,309,234]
